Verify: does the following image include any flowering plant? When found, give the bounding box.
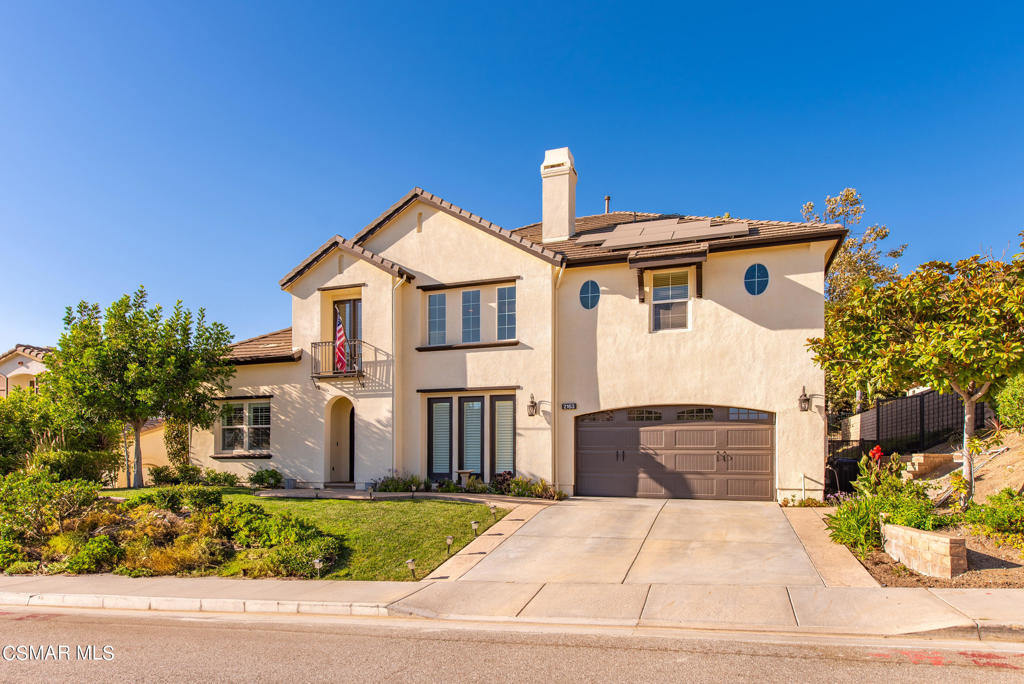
[869,445,884,462]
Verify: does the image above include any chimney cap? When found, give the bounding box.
[540,147,576,177]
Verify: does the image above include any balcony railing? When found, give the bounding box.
[311,340,363,378]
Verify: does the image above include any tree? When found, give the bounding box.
[808,238,1024,500]
[803,188,907,412]
[44,286,235,488]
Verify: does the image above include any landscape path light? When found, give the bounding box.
[489,503,497,521]
[446,535,454,555]
[471,520,480,536]
[367,486,374,500]
[405,558,416,579]
[312,558,323,579]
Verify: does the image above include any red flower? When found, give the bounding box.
[869,445,884,461]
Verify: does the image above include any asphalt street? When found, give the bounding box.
[0,607,1022,683]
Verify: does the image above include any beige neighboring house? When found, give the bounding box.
[188,147,846,501]
[0,344,51,397]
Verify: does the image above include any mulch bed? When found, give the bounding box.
[859,526,1024,588]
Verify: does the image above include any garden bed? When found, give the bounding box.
[860,525,1024,588]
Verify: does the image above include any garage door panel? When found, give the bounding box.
[576,406,774,500]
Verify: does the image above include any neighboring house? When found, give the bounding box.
[0,344,51,398]
[116,417,171,487]
[188,147,845,501]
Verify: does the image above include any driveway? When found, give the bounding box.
[459,497,823,586]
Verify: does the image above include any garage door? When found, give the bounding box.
[575,405,775,500]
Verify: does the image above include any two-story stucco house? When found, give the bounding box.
[195,148,845,501]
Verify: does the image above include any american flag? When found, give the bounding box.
[335,315,347,373]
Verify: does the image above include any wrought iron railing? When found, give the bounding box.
[311,340,363,377]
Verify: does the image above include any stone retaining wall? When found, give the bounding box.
[881,520,967,578]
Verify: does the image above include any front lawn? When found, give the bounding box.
[221,495,505,580]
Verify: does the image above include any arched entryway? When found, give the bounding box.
[328,397,355,483]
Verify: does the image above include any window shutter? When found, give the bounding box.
[430,401,451,475]
[493,399,515,474]
[462,399,483,474]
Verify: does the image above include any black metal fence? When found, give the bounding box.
[310,340,363,377]
[828,390,986,462]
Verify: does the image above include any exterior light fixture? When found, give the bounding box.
[798,387,810,412]
[405,558,416,579]
[312,558,323,578]
[445,535,454,554]
[489,503,497,521]
[527,394,538,417]
[471,520,480,536]
[367,486,374,500]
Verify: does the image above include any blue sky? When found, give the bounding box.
[2,2,1022,349]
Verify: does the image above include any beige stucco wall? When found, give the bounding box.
[362,201,556,482]
[554,241,829,499]
[116,423,172,487]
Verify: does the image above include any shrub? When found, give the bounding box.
[44,531,87,561]
[825,497,881,558]
[256,537,343,578]
[124,485,222,513]
[175,464,202,485]
[30,450,121,485]
[464,476,488,494]
[994,373,1024,429]
[4,560,39,575]
[491,471,513,495]
[118,533,228,576]
[0,539,23,570]
[211,502,320,548]
[436,479,460,493]
[249,468,283,489]
[509,476,534,498]
[370,472,417,492]
[203,469,240,487]
[148,465,179,486]
[966,488,1024,534]
[0,470,99,541]
[66,535,122,574]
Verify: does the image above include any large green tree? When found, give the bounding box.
[803,188,906,412]
[44,286,235,488]
[808,239,1024,499]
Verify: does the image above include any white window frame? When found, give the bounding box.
[650,270,691,332]
[497,285,516,340]
[427,293,447,346]
[218,400,272,453]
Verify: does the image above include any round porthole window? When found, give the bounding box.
[744,264,769,295]
[579,280,600,309]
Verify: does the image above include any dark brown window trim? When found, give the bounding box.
[211,453,273,460]
[427,397,453,480]
[216,394,273,401]
[458,395,485,477]
[628,253,707,270]
[417,385,520,394]
[489,394,516,478]
[415,339,520,352]
[417,275,522,292]
[695,263,703,298]
[317,282,367,292]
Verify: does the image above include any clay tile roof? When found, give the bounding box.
[0,343,53,363]
[353,187,564,266]
[280,236,415,290]
[228,327,300,365]
[512,211,846,265]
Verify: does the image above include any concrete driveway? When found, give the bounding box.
[458,497,823,586]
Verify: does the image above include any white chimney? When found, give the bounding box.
[540,147,577,243]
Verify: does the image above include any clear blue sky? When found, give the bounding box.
[2,2,1022,349]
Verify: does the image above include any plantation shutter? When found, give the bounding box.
[429,399,451,478]
[493,397,515,474]
[461,398,483,476]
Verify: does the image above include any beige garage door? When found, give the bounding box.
[575,405,775,500]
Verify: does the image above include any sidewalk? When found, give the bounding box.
[1,573,1021,641]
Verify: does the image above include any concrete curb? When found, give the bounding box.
[0,592,391,617]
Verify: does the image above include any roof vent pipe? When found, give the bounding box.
[604,195,610,214]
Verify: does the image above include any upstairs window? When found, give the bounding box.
[462,290,481,343]
[428,293,447,345]
[497,286,516,340]
[744,264,769,295]
[651,272,689,331]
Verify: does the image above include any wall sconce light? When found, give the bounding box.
[527,394,538,417]
[471,520,480,536]
[445,535,454,555]
[798,387,810,412]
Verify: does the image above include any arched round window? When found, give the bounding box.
[744,264,769,295]
[579,280,600,309]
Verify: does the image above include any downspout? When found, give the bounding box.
[391,275,407,476]
[551,260,566,489]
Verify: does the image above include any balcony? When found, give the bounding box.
[311,340,364,378]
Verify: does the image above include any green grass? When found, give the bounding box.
[221,494,506,580]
